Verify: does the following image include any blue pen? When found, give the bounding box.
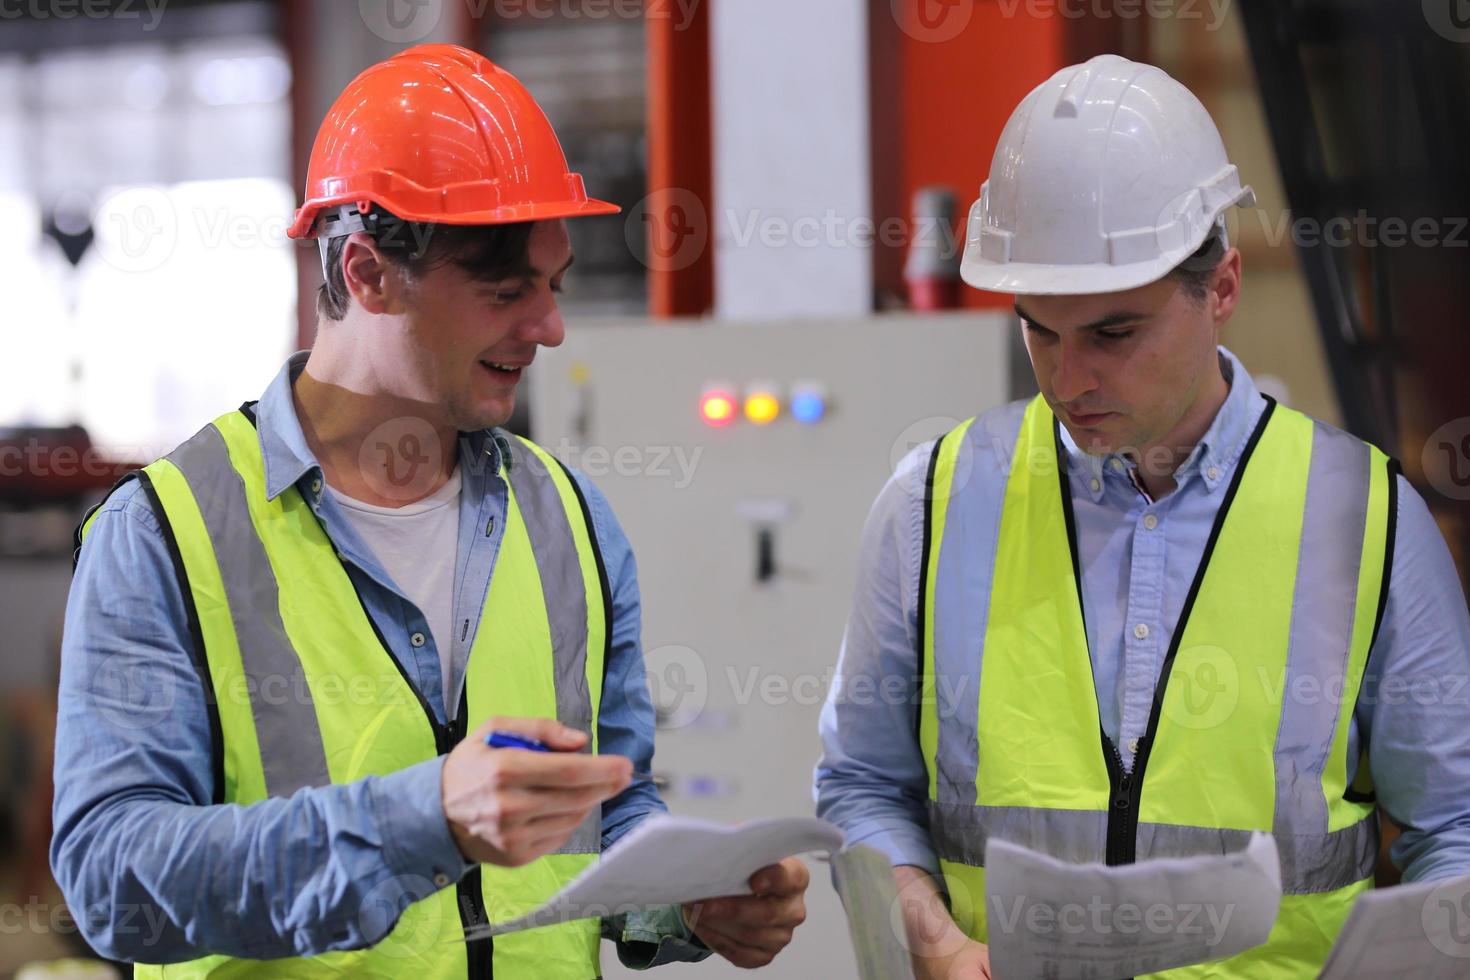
[485,730,663,787]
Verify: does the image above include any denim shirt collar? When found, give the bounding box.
[1058,346,1263,502]
[254,352,507,504]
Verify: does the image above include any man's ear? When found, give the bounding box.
[340,232,402,316]
[1210,247,1242,329]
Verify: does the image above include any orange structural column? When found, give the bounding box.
[646,3,714,318]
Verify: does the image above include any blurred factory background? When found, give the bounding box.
[2,1,1468,977]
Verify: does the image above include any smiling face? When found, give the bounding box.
[370,219,574,432]
[1015,251,1240,466]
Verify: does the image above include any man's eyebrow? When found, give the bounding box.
[480,253,575,285]
[1013,302,1148,333]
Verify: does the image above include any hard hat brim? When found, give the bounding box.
[959,249,1187,297]
[288,196,621,241]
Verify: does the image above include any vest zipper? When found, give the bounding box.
[1054,416,1148,872]
[1101,736,1141,866]
[1056,403,1274,877]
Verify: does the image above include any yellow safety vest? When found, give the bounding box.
[82,407,609,978]
[918,394,1395,978]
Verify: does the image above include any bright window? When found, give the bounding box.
[0,37,295,459]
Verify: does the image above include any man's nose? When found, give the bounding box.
[1051,340,1099,405]
[521,295,565,348]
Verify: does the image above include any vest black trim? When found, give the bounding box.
[1368,458,1400,651]
[914,435,946,747]
[72,470,142,572]
[1344,456,1401,807]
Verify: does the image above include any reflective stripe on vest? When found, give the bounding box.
[918,394,1395,979]
[82,410,607,979]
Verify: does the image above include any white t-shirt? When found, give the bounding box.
[328,467,462,713]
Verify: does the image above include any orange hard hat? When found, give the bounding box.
[287,44,619,240]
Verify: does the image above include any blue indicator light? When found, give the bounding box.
[791,390,827,424]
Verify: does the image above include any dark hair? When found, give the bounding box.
[317,206,536,320]
[1168,229,1227,306]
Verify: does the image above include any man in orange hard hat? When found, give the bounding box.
[54,45,809,978]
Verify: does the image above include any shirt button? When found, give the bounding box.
[1134,623,1150,640]
[433,872,451,889]
[411,632,427,648]
[1207,466,1220,481]
[1089,478,1101,493]
[1127,737,1140,754]
[310,477,322,494]
[1143,514,1159,530]
[1110,458,1125,472]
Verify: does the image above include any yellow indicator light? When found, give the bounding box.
[744,391,781,425]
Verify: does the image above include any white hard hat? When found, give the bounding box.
[960,54,1255,296]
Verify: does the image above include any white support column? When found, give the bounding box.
[306,0,471,140]
[709,0,873,320]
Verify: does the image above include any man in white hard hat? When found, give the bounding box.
[816,55,1470,978]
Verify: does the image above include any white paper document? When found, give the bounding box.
[460,814,844,939]
[831,844,917,980]
[1317,869,1470,979]
[984,832,1282,980]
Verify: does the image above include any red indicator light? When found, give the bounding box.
[700,389,737,427]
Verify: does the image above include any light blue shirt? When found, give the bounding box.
[815,347,1470,883]
[52,352,708,968]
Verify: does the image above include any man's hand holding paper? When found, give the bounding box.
[681,856,811,969]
